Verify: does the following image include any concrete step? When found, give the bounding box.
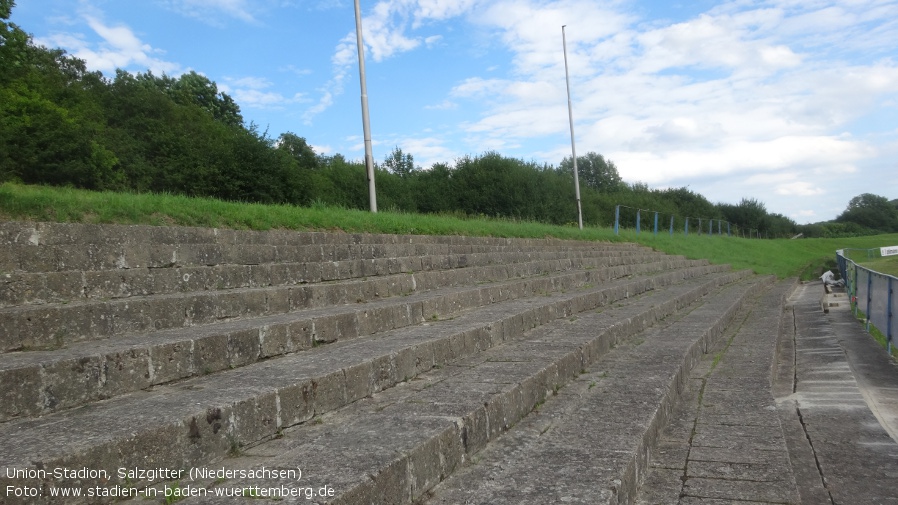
[0,221,646,274]
[0,269,747,503]
[821,290,849,312]
[125,273,764,505]
[1,251,688,352]
[1,248,655,308]
[634,279,801,505]
[421,277,785,505]
[0,258,716,420]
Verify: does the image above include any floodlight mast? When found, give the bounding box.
[562,25,583,230]
[354,0,377,212]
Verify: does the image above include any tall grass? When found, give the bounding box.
[3,182,897,280]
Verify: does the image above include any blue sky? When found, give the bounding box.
[10,0,898,224]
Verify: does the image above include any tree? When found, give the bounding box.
[452,152,543,220]
[718,197,768,233]
[164,71,243,128]
[559,152,623,192]
[0,3,121,188]
[0,0,21,52]
[277,132,319,170]
[659,187,717,219]
[413,162,454,214]
[382,146,416,178]
[837,193,898,232]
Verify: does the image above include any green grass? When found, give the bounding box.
[593,227,897,280]
[0,182,623,240]
[3,182,897,280]
[851,306,898,359]
[857,256,898,277]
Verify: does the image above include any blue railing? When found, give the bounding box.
[612,205,770,238]
[836,249,896,354]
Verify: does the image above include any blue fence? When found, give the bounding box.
[612,205,768,238]
[837,249,896,354]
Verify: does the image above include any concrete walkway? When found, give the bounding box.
[638,280,898,504]
[775,282,898,504]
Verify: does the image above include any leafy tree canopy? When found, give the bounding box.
[836,193,898,232]
[382,147,417,178]
[277,132,319,170]
[559,152,623,192]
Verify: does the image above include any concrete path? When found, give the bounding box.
[638,280,898,504]
[775,282,898,504]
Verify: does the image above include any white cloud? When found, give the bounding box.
[222,77,307,109]
[450,77,509,98]
[303,90,335,124]
[478,0,634,77]
[383,136,458,168]
[413,0,479,23]
[774,181,826,197]
[611,135,872,184]
[742,172,826,197]
[363,1,422,62]
[422,0,896,222]
[311,143,334,155]
[306,0,483,121]
[37,15,181,75]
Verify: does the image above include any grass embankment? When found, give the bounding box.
[3,182,898,281]
[856,256,898,277]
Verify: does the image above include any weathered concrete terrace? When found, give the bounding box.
[0,222,895,504]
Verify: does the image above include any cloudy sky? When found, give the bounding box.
[10,0,898,223]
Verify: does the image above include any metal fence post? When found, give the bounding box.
[614,205,620,235]
[685,218,689,236]
[669,216,674,236]
[886,277,895,356]
[866,271,873,332]
[636,210,641,235]
[654,212,659,236]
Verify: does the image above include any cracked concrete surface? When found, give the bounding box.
[637,281,800,505]
[776,282,898,504]
[638,280,898,504]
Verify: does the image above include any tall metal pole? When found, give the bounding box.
[562,25,583,230]
[354,0,377,212]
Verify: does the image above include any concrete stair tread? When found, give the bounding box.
[0,255,689,364]
[2,253,693,354]
[144,277,768,504]
[0,260,718,421]
[1,221,651,274]
[0,271,743,489]
[421,278,784,505]
[1,248,668,308]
